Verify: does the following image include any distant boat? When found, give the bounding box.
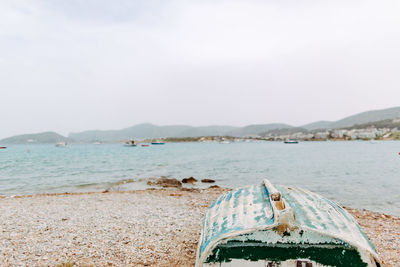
[151,141,165,145]
[55,142,67,147]
[220,140,230,144]
[124,140,137,147]
[141,144,150,147]
[0,146,6,149]
[284,139,299,144]
[92,141,102,145]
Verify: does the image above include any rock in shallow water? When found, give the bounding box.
[182,177,198,184]
[147,177,182,188]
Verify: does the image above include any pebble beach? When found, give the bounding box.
[0,188,399,266]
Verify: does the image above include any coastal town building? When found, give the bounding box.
[261,127,397,141]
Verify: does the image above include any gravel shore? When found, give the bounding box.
[0,188,399,266]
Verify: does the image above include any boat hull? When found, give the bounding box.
[196,180,380,267]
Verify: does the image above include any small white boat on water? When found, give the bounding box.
[124,140,137,147]
[55,142,67,147]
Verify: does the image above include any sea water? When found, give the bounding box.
[0,141,399,216]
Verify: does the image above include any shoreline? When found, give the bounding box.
[1,184,399,217]
[2,138,400,146]
[0,188,399,266]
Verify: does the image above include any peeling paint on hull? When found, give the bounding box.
[195,180,380,267]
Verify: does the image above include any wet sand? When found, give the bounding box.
[0,188,399,266]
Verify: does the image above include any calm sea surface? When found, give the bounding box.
[0,141,399,215]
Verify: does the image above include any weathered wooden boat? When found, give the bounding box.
[195,179,380,267]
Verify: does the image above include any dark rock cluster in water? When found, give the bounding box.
[182,177,198,184]
[147,177,182,188]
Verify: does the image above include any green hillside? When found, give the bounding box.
[0,132,71,144]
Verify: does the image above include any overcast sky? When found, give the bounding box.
[1,0,400,138]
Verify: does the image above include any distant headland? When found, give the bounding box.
[2,106,400,144]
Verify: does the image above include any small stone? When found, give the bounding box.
[201,179,215,183]
[181,177,198,184]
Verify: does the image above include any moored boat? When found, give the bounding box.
[284,139,299,144]
[195,179,380,267]
[0,146,6,149]
[141,144,150,147]
[55,142,67,147]
[124,140,137,147]
[151,140,165,145]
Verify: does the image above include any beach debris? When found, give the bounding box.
[169,193,183,197]
[182,177,198,184]
[147,177,182,188]
[181,188,201,193]
[111,178,135,186]
[103,178,136,192]
[201,179,215,183]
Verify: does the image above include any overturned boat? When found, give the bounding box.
[196,180,380,267]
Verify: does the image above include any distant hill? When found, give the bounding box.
[0,132,71,144]
[227,124,292,137]
[68,123,291,141]
[300,106,400,130]
[66,106,400,141]
[69,124,193,141]
[178,125,238,137]
[301,121,333,131]
[329,106,400,129]
[68,123,240,141]
[343,117,400,130]
[301,107,400,130]
[4,106,400,142]
[261,127,309,136]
